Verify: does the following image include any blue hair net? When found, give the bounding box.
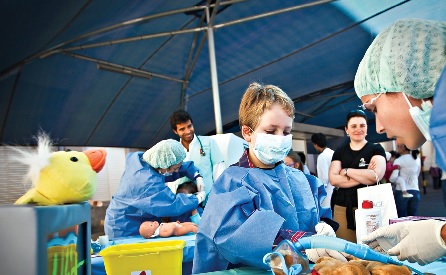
[142,139,186,169]
[355,18,446,99]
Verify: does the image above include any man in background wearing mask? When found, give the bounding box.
[193,83,338,273]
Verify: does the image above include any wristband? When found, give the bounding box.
[344,168,350,180]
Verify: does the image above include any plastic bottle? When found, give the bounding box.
[355,200,382,244]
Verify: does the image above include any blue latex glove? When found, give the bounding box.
[191,212,201,225]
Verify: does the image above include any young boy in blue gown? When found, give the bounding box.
[193,83,341,273]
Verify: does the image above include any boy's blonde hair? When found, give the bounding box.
[239,82,295,129]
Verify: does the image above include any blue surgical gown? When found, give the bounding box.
[431,65,446,171]
[192,163,331,273]
[104,152,201,239]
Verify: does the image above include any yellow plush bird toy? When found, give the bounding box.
[12,133,107,205]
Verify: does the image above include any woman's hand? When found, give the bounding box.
[329,161,359,188]
[368,158,377,171]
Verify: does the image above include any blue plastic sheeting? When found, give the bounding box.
[1,0,445,148]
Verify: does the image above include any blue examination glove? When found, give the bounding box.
[191,212,201,226]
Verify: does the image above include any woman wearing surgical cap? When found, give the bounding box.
[104,139,206,239]
[354,18,446,265]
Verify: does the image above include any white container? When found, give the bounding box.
[355,200,382,244]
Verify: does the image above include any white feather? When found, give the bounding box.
[8,133,53,187]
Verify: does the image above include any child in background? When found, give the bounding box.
[177,181,201,225]
[394,174,414,198]
[297,152,311,174]
[177,181,199,194]
[383,151,399,183]
[192,83,338,273]
[284,150,304,172]
[384,151,412,198]
[140,182,201,238]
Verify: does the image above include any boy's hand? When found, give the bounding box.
[305,222,348,263]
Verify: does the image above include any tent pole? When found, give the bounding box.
[41,0,334,57]
[206,6,223,134]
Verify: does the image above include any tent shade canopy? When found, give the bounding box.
[1,0,445,148]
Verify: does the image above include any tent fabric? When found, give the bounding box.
[1,0,445,148]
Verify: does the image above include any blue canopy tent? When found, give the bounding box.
[1,0,445,148]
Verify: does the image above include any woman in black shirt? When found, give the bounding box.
[329,109,386,242]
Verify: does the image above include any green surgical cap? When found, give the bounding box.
[355,18,446,99]
[142,139,186,169]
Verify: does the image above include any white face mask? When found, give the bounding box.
[402,93,432,141]
[250,128,292,165]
